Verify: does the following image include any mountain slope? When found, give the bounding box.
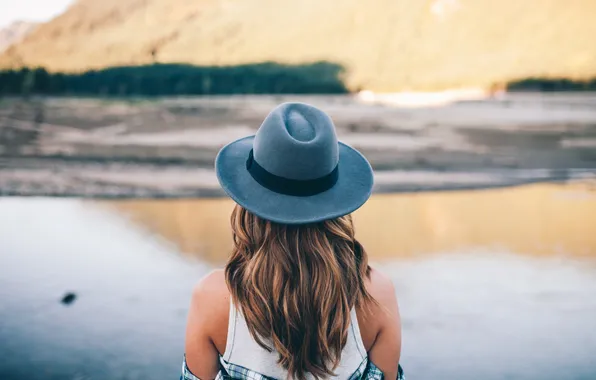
[1,0,595,91]
[0,21,38,53]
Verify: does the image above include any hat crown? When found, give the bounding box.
[253,103,339,181]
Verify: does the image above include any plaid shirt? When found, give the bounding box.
[181,356,405,380]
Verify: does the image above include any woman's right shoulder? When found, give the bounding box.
[359,266,402,379]
[357,267,400,349]
[366,266,397,303]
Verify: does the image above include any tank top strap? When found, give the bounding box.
[222,297,237,361]
[349,307,368,359]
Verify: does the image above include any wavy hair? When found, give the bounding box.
[225,205,374,380]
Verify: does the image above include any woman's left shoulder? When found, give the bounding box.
[193,269,229,298]
[188,270,230,341]
[190,269,230,314]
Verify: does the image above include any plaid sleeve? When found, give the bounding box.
[362,360,405,380]
[182,355,404,380]
[366,362,405,380]
[182,355,272,380]
[348,358,404,380]
[181,356,201,380]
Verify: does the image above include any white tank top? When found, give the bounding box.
[222,301,368,379]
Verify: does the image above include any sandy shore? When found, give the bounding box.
[1,93,596,197]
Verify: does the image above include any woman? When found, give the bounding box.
[183,103,403,380]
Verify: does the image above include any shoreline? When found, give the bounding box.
[2,164,595,199]
[2,93,596,198]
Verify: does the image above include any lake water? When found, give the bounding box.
[1,181,596,380]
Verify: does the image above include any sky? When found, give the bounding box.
[0,0,74,27]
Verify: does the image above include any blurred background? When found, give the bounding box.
[1,0,596,379]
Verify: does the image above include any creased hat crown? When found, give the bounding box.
[252,102,339,181]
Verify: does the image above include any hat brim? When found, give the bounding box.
[215,136,374,224]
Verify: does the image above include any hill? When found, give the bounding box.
[1,0,595,91]
[0,21,37,53]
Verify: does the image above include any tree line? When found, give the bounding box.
[507,77,596,92]
[0,62,348,96]
[2,64,594,96]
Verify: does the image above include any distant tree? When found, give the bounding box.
[21,68,35,97]
[0,62,351,96]
[507,77,596,92]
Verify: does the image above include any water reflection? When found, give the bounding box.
[108,181,596,263]
[1,182,596,380]
[0,198,209,379]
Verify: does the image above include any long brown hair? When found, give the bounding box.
[225,205,374,380]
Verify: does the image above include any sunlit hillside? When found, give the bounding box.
[1,0,595,91]
[0,21,37,53]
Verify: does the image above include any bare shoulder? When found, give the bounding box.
[358,266,399,324]
[358,266,402,379]
[366,266,398,306]
[192,269,229,303]
[188,269,230,353]
[357,266,400,350]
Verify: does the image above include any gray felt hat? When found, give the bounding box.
[215,102,374,224]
